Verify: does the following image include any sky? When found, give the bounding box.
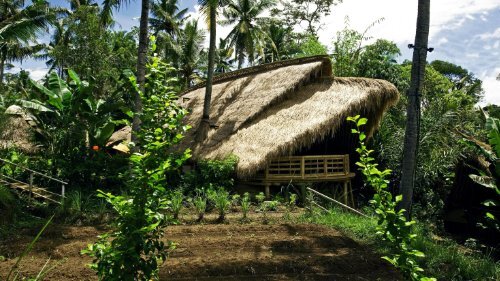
[12,0,500,104]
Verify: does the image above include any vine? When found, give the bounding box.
[348,115,435,281]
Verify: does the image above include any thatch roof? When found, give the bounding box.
[0,105,39,153]
[178,56,400,178]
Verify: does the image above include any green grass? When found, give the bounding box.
[304,207,499,281]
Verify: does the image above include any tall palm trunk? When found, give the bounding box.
[399,0,431,218]
[0,54,5,86]
[132,0,150,151]
[196,5,216,142]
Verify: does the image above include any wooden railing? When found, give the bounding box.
[0,157,67,204]
[264,154,351,181]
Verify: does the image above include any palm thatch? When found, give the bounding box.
[178,56,399,178]
[0,105,39,153]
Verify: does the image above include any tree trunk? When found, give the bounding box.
[399,0,431,219]
[0,54,5,86]
[132,0,150,151]
[196,5,216,142]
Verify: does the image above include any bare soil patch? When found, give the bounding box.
[0,215,401,280]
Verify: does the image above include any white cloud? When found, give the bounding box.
[480,68,500,105]
[436,37,449,46]
[315,0,500,46]
[478,27,500,40]
[308,0,500,105]
[5,66,47,81]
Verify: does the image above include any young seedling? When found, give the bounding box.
[170,190,184,220]
[193,195,207,222]
[240,192,251,222]
[231,194,241,212]
[255,192,269,224]
[209,188,231,222]
[284,193,298,220]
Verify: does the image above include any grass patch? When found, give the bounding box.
[305,207,499,281]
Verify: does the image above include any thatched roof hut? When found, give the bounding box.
[0,105,39,153]
[178,56,400,178]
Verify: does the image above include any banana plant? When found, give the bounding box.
[18,70,123,148]
[466,114,500,230]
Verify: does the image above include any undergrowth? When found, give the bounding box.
[307,206,499,280]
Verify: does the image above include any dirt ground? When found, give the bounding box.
[0,213,402,280]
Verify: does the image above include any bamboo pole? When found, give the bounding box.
[307,187,369,218]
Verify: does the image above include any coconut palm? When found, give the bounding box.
[0,0,59,84]
[100,0,150,149]
[221,0,276,68]
[196,0,230,142]
[259,19,298,63]
[149,0,189,64]
[150,0,188,36]
[214,38,234,73]
[178,19,206,88]
[399,0,431,218]
[35,19,71,77]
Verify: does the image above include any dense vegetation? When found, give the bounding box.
[0,0,498,280]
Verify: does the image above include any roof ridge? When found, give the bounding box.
[180,55,332,96]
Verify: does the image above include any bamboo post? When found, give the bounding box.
[300,157,305,179]
[61,184,65,201]
[343,181,348,205]
[264,183,270,199]
[29,172,33,202]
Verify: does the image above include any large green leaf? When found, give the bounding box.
[469,174,497,190]
[486,117,500,159]
[93,122,116,146]
[19,99,54,113]
[47,72,72,108]
[68,69,81,87]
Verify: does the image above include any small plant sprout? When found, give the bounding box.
[231,194,241,211]
[193,194,207,222]
[240,192,251,221]
[284,193,298,220]
[209,188,231,222]
[255,192,270,224]
[170,190,184,220]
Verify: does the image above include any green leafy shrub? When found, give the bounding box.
[466,114,500,231]
[183,155,238,193]
[0,184,16,225]
[82,40,190,280]
[348,115,435,281]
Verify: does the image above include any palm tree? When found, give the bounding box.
[35,19,71,77]
[178,19,206,88]
[101,0,150,149]
[0,0,58,84]
[196,0,229,142]
[259,19,298,63]
[149,0,188,65]
[214,38,234,73]
[399,0,431,218]
[150,0,188,37]
[221,0,276,68]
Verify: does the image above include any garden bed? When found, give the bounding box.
[0,212,401,280]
